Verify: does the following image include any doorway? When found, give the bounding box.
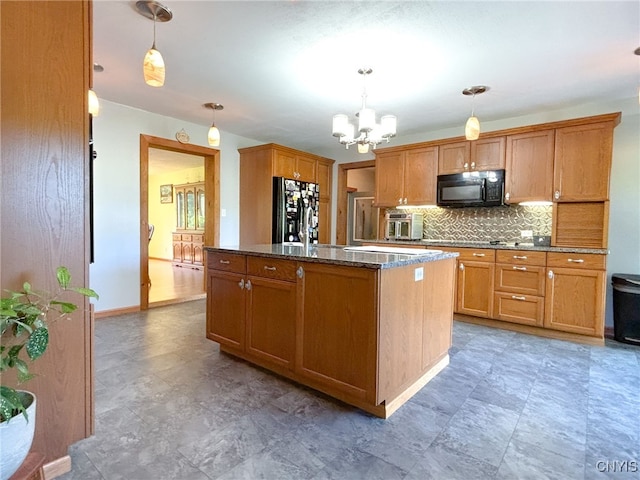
[336,160,380,245]
[139,134,220,310]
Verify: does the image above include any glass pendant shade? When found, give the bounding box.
[208,125,220,147]
[143,47,165,87]
[332,114,349,137]
[357,143,370,154]
[465,116,480,140]
[358,108,375,132]
[88,89,100,116]
[381,115,397,138]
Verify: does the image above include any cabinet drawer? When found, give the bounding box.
[454,248,495,263]
[495,264,545,296]
[247,256,297,282]
[181,234,192,242]
[493,292,544,327]
[208,252,246,273]
[495,250,546,266]
[546,252,606,270]
[172,234,182,241]
[191,234,204,243]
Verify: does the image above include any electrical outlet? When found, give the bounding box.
[414,267,424,281]
[521,230,533,238]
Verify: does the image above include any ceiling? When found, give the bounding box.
[93,1,640,157]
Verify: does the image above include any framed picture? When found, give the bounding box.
[160,184,173,203]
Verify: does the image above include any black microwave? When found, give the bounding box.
[437,170,505,207]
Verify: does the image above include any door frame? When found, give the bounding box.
[139,134,220,310]
[336,160,375,244]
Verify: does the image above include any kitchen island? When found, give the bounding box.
[204,244,458,418]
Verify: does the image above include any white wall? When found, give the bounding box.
[91,100,261,312]
[315,96,640,327]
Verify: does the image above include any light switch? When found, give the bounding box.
[221,208,227,217]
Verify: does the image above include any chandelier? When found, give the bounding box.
[332,68,397,154]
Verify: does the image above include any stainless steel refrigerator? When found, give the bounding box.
[272,176,319,244]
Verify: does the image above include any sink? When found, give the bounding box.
[343,246,442,255]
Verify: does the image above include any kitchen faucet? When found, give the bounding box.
[300,206,312,250]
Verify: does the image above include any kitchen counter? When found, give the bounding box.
[204,243,458,269]
[367,239,609,255]
[204,243,457,418]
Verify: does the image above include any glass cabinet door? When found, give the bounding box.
[186,188,196,230]
[176,190,185,229]
[196,187,205,230]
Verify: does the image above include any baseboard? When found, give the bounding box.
[94,305,140,319]
[43,455,71,480]
[604,326,614,339]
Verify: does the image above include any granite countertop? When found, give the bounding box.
[369,239,609,255]
[205,244,459,269]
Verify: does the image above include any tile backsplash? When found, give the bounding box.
[390,205,552,243]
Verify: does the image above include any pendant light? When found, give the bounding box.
[135,1,173,87]
[462,86,488,141]
[88,63,103,116]
[204,103,224,147]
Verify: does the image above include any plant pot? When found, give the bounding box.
[0,391,36,480]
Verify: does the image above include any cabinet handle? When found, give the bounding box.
[512,266,527,271]
[246,280,252,291]
[505,192,510,201]
[238,278,245,289]
[471,162,476,169]
[219,259,230,264]
[548,270,554,279]
[404,198,408,205]
[459,263,465,271]
[464,162,469,169]
[398,198,403,204]
[297,266,304,278]
[554,190,560,200]
[472,253,485,257]
[264,266,277,271]
[567,258,584,263]
[513,255,527,260]
[511,295,526,301]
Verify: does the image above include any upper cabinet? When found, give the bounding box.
[375,146,438,207]
[553,121,616,202]
[273,150,317,183]
[438,137,506,175]
[505,130,555,204]
[175,182,205,231]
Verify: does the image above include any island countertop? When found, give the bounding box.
[204,243,458,269]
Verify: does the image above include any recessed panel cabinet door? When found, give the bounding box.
[246,276,296,369]
[206,270,246,349]
[375,151,405,206]
[404,147,438,205]
[505,130,554,203]
[544,267,605,337]
[457,260,494,318]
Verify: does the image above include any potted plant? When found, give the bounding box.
[0,266,98,480]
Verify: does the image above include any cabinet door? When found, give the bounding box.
[296,262,377,403]
[196,185,206,230]
[182,242,193,264]
[192,243,204,265]
[273,150,297,179]
[318,199,330,244]
[316,159,332,201]
[544,267,605,337]
[457,260,494,318]
[172,240,183,263]
[438,141,470,174]
[553,122,614,201]
[206,270,246,349]
[246,276,296,369]
[505,130,554,203]
[375,151,405,206]
[404,147,438,205]
[185,186,197,230]
[471,137,506,171]
[296,154,317,183]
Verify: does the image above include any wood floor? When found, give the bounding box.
[148,258,205,307]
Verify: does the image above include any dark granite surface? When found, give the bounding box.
[205,244,458,270]
[371,239,609,255]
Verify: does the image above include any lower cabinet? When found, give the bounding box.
[454,248,495,318]
[544,252,606,337]
[173,231,204,269]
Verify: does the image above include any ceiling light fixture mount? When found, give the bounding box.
[462,85,488,141]
[135,0,172,87]
[332,67,397,154]
[204,103,224,147]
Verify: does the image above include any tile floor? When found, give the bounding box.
[60,300,640,480]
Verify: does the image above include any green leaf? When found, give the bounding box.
[14,358,32,383]
[25,327,49,360]
[70,287,99,300]
[51,300,77,314]
[0,386,27,422]
[22,282,32,294]
[56,266,71,289]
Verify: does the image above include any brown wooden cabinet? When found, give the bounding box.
[375,146,438,206]
[545,252,606,337]
[438,137,505,175]
[239,144,334,245]
[454,248,495,318]
[505,130,555,203]
[493,250,546,327]
[553,121,616,202]
[552,202,609,249]
[172,232,204,268]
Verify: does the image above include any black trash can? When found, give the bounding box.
[612,274,640,345]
